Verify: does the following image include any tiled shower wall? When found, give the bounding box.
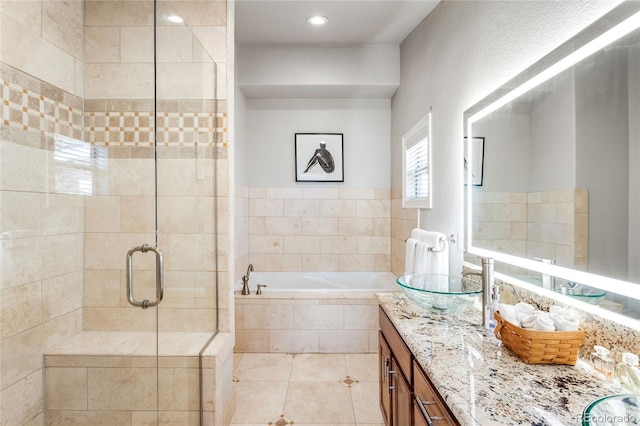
[81,0,229,333]
[1,0,86,422]
[83,0,226,102]
[1,0,231,424]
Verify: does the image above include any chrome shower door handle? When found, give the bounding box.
[126,244,164,309]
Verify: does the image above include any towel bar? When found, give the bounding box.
[404,234,456,251]
[428,234,456,252]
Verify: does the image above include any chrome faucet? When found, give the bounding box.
[462,257,494,329]
[241,264,254,295]
[534,257,555,290]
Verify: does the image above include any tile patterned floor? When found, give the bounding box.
[231,353,385,426]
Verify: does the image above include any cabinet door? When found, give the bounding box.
[391,358,412,426]
[413,360,459,425]
[379,332,392,425]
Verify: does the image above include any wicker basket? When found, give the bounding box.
[494,311,585,365]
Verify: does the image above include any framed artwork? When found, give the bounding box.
[464,136,485,186]
[295,133,344,182]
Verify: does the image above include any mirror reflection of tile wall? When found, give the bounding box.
[469,188,588,276]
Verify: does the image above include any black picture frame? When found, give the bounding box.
[295,133,344,182]
[464,136,485,186]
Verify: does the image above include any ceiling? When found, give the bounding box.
[235,0,440,46]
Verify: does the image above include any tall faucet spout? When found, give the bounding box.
[481,258,494,329]
[246,264,254,278]
[463,257,494,329]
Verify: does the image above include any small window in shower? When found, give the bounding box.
[54,134,107,195]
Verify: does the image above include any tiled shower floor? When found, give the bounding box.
[231,353,384,425]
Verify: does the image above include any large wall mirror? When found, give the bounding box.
[464,1,640,321]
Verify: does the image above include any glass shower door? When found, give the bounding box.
[154,0,221,423]
[84,0,163,421]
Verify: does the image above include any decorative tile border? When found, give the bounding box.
[3,79,83,140]
[84,110,227,147]
[1,66,229,159]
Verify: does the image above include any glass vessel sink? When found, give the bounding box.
[514,275,606,305]
[582,394,639,425]
[558,282,607,305]
[396,274,482,314]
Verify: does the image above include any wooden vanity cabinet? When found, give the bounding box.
[413,359,458,425]
[391,356,412,426]
[379,306,413,425]
[379,307,459,426]
[379,333,392,425]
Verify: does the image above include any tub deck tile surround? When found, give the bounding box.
[377,293,624,425]
[235,291,388,353]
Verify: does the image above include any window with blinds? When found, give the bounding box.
[402,113,432,208]
[54,134,107,195]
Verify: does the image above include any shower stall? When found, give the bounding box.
[1,0,231,424]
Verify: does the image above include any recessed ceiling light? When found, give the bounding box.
[167,15,183,23]
[306,15,328,26]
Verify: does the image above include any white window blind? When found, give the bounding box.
[402,113,432,208]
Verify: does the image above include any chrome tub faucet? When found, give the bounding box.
[241,264,253,295]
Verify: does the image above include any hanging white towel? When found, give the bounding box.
[413,242,430,274]
[410,229,449,275]
[411,228,433,243]
[404,238,419,275]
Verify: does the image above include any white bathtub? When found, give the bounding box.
[234,271,399,353]
[235,271,398,293]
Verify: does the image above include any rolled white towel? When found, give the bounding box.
[498,303,520,327]
[533,314,556,332]
[550,312,579,331]
[518,313,537,329]
[549,305,572,317]
[515,302,535,315]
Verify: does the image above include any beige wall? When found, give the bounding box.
[84,0,226,101]
[2,0,84,96]
[236,185,418,279]
[235,294,379,354]
[1,1,86,422]
[390,187,418,276]
[234,185,249,280]
[1,140,85,426]
[470,188,589,275]
[243,186,391,273]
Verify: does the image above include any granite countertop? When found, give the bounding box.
[377,292,624,426]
